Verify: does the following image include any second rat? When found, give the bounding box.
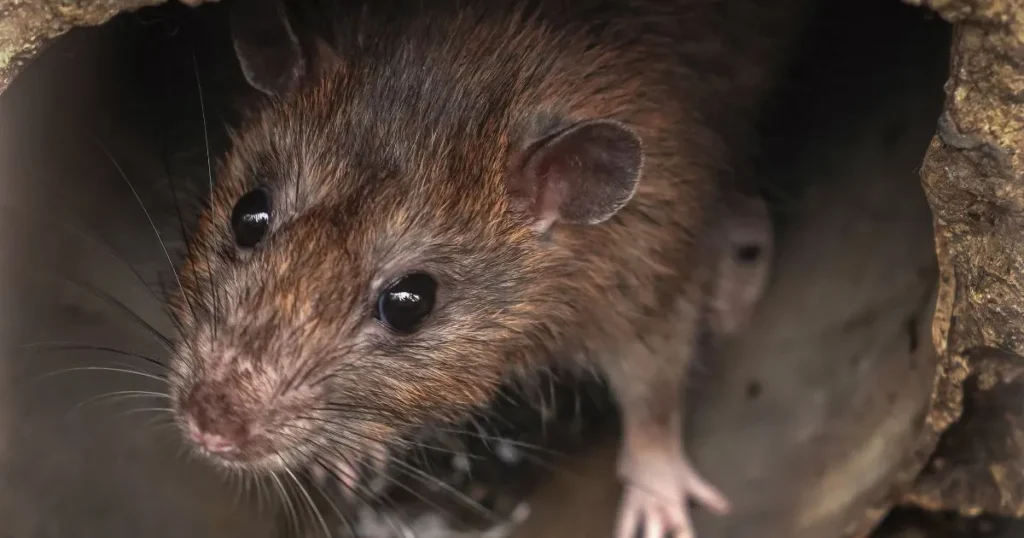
[167,0,808,536]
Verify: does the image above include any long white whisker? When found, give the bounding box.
[90,137,191,329]
[191,48,222,340]
[36,366,169,385]
[305,466,357,538]
[271,472,301,538]
[287,468,332,538]
[21,341,169,374]
[74,390,169,409]
[0,202,166,309]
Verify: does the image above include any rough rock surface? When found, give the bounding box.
[0,0,216,93]
[901,0,1024,519]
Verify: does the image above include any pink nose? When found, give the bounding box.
[181,381,255,457]
[187,417,241,454]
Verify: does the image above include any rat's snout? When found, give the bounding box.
[181,381,256,459]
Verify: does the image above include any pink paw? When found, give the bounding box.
[615,459,730,538]
[308,444,390,500]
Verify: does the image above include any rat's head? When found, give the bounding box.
[167,0,643,474]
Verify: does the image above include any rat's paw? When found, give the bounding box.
[615,460,730,538]
[308,457,363,499]
[308,444,391,500]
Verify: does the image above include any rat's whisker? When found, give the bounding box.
[293,341,370,393]
[246,472,264,516]
[284,343,360,396]
[254,474,277,525]
[238,472,251,513]
[157,124,203,326]
[277,428,391,508]
[301,414,478,462]
[190,47,222,342]
[280,471,309,537]
[225,469,240,510]
[112,407,176,422]
[270,471,301,538]
[362,408,565,476]
[379,448,501,524]
[89,136,191,330]
[141,413,178,433]
[116,406,175,415]
[72,389,170,412]
[21,341,169,373]
[247,472,262,514]
[316,403,557,457]
[329,434,495,527]
[313,401,544,462]
[62,277,174,351]
[34,365,169,386]
[312,455,417,538]
[0,203,166,308]
[286,467,332,538]
[302,457,359,538]
[310,438,433,534]
[234,469,252,515]
[306,448,381,507]
[314,429,499,525]
[66,391,171,424]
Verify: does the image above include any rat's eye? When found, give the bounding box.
[376,273,437,333]
[230,189,271,248]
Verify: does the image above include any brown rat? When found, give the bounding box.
[167,0,800,536]
[312,187,774,535]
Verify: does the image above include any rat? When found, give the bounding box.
[166,0,801,536]
[307,186,774,535]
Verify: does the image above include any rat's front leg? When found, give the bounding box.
[600,301,729,538]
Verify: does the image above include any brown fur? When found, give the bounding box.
[168,0,807,503]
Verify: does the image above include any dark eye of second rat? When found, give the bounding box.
[376,273,438,333]
[230,189,271,248]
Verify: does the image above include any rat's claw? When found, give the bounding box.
[679,462,731,515]
[308,444,390,500]
[614,458,730,538]
[309,457,363,498]
[616,483,693,538]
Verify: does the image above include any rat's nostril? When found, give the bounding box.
[185,411,252,455]
[185,414,246,454]
[183,384,253,456]
[195,429,241,453]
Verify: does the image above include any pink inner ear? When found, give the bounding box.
[507,118,642,230]
[529,160,569,224]
[230,0,306,97]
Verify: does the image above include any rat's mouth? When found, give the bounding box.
[181,423,310,473]
[181,419,277,467]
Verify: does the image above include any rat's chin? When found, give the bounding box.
[188,440,306,473]
[175,420,311,473]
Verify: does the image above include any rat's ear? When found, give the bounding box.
[309,38,345,78]
[229,0,306,97]
[508,119,643,232]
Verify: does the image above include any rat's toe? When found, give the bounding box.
[616,485,694,538]
[678,463,731,515]
[642,515,664,538]
[614,492,642,538]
